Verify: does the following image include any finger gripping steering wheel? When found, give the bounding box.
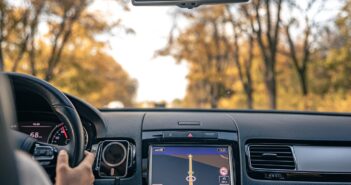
[7,73,84,167]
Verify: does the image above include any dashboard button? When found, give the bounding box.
[162,131,218,139]
[201,132,218,138]
[187,132,193,138]
[163,131,187,138]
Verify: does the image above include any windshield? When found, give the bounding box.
[1,0,349,111]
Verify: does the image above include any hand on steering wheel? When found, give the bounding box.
[56,150,95,185]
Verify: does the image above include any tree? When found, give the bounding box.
[0,0,11,71]
[0,0,137,107]
[52,47,137,107]
[44,0,87,81]
[1,0,131,80]
[285,19,311,96]
[283,0,325,97]
[241,0,283,109]
[10,0,44,73]
[225,5,255,109]
[158,1,351,111]
[157,7,233,108]
[315,0,351,94]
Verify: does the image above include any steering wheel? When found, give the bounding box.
[6,73,85,168]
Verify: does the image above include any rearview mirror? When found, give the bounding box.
[132,0,249,9]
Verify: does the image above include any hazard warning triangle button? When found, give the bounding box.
[187,133,193,138]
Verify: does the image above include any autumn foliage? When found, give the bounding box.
[0,0,136,107]
[158,0,351,112]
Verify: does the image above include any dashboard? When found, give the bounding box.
[12,86,351,185]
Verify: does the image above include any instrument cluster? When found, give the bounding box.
[14,112,94,150]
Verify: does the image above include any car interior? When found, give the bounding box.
[1,0,351,185]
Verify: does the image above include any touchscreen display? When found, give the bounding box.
[149,146,233,185]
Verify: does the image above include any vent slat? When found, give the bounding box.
[250,155,293,159]
[250,151,293,155]
[250,147,291,150]
[251,164,295,169]
[251,159,295,164]
[248,145,296,170]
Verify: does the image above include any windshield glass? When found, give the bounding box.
[1,0,349,111]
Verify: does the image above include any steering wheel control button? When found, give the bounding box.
[34,145,55,159]
[33,144,58,166]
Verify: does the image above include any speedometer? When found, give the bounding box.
[48,123,89,149]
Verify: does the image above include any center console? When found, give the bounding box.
[149,145,234,185]
[142,131,241,185]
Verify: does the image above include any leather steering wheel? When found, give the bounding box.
[6,73,85,167]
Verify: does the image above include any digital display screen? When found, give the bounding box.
[15,120,89,149]
[149,146,233,185]
[17,121,57,142]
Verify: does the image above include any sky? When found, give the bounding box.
[91,1,189,103]
[109,7,189,103]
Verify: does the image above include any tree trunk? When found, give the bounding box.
[210,84,219,108]
[45,4,83,82]
[27,3,43,76]
[285,20,311,97]
[29,38,37,76]
[265,63,277,109]
[226,5,255,109]
[210,99,218,108]
[298,68,308,96]
[244,37,255,109]
[244,83,254,109]
[299,69,308,110]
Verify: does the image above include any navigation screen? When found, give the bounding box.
[149,146,233,185]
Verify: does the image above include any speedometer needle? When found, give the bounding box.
[61,126,68,139]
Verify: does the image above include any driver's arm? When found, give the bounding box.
[55,150,95,185]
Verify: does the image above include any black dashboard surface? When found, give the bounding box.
[97,109,351,185]
[231,112,351,185]
[13,87,351,185]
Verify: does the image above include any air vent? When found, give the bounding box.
[248,145,296,170]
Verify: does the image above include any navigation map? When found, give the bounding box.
[150,146,232,185]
